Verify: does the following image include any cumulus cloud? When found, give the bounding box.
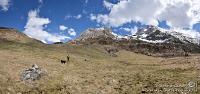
[171,28,200,39]
[91,0,200,29]
[91,0,161,27]
[23,10,71,43]
[103,0,114,10]
[0,0,10,11]
[121,27,138,35]
[59,25,68,31]
[158,0,195,28]
[67,28,76,36]
[59,25,76,36]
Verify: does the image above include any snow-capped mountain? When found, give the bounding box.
[131,25,200,45]
[167,31,200,45]
[111,32,133,40]
[134,25,172,43]
[76,26,200,57]
[76,25,200,45]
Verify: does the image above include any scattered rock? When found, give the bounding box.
[105,47,119,57]
[110,53,118,57]
[20,64,46,81]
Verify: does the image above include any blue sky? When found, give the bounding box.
[0,0,200,43]
[0,0,105,37]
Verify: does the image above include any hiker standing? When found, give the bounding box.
[67,55,70,62]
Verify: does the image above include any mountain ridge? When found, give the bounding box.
[75,26,200,57]
[1,26,200,57]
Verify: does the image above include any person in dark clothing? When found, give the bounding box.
[67,55,70,62]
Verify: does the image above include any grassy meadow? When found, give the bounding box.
[0,41,200,94]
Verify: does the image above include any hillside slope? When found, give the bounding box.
[0,27,42,44]
[0,38,200,94]
[0,27,200,94]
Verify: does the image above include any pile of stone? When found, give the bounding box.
[20,64,45,81]
[105,47,119,57]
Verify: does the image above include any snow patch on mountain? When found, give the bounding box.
[168,30,200,45]
[139,38,168,43]
[132,25,200,44]
[77,26,200,45]
[111,32,133,39]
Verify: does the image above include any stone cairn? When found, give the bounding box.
[20,64,45,81]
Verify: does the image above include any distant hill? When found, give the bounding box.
[0,27,43,44]
[0,27,14,29]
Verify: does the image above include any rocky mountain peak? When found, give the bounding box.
[134,25,200,45]
[168,31,200,45]
[134,25,174,43]
[76,27,115,41]
[136,25,160,36]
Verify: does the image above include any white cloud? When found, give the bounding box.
[59,25,76,36]
[92,0,161,27]
[74,14,82,19]
[121,27,138,35]
[158,0,193,28]
[103,0,114,10]
[68,28,76,36]
[171,28,200,39]
[59,25,68,31]
[0,0,10,11]
[23,10,71,43]
[91,0,200,29]
[64,14,82,20]
[90,14,97,20]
